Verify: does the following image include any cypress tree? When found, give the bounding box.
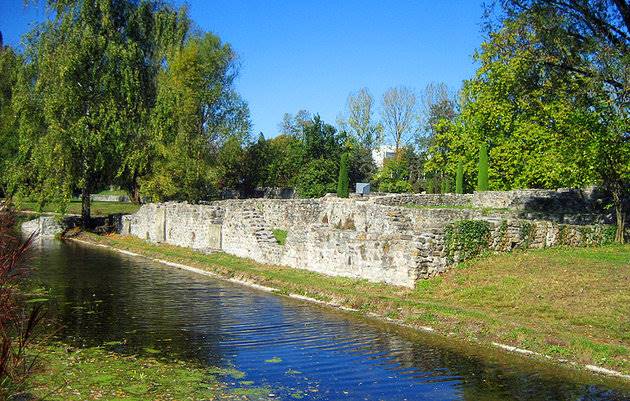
[456,161,464,194]
[337,152,350,198]
[477,143,489,191]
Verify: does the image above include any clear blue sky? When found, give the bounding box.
[1,0,484,138]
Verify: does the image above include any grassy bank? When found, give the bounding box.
[16,200,140,216]
[27,345,269,401]
[76,232,630,376]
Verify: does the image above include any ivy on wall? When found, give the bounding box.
[444,220,491,264]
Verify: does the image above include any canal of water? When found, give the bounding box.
[31,240,630,400]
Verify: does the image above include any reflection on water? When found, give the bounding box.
[31,240,630,401]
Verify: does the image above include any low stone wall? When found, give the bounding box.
[371,187,619,217]
[90,194,131,202]
[118,193,617,287]
[372,193,474,207]
[21,216,67,238]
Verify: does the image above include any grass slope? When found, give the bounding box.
[77,232,630,375]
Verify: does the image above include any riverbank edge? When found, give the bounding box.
[67,234,630,383]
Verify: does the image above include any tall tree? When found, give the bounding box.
[140,32,250,202]
[418,82,457,149]
[381,86,418,153]
[337,88,383,151]
[0,40,19,197]
[12,0,188,224]
[337,152,350,198]
[490,0,629,241]
[279,110,312,136]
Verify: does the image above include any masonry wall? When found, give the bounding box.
[118,189,618,288]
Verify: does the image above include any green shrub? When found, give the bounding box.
[440,177,451,194]
[445,220,491,264]
[519,222,536,248]
[272,229,287,245]
[477,143,489,191]
[373,157,412,193]
[336,153,350,198]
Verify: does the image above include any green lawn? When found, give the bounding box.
[17,200,140,216]
[28,345,269,400]
[77,232,630,375]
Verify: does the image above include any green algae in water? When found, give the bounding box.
[265,356,282,363]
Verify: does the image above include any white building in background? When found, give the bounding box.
[372,145,397,168]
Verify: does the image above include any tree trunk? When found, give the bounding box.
[131,186,141,204]
[130,172,141,204]
[611,188,626,243]
[81,187,91,228]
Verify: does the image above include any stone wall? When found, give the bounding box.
[372,193,474,207]
[90,194,131,202]
[370,187,618,216]
[118,190,618,287]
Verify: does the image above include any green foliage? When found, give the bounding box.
[294,158,338,198]
[601,226,618,246]
[444,220,491,264]
[455,161,464,194]
[347,140,376,185]
[440,176,451,194]
[477,143,488,191]
[337,153,350,198]
[373,152,412,193]
[8,0,197,221]
[141,33,249,202]
[0,46,19,197]
[519,222,536,248]
[272,229,288,245]
[425,1,628,240]
[6,1,249,210]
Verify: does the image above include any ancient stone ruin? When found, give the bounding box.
[116,188,622,287]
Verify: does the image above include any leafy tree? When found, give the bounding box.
[347,141,377,187]
[294,158,338,198]
[488,0,629,241]
[381,86,418,153]
[373,151,413,193]
[266,135,304,188]
[417,82,458,152]
[477,143,489,191]
[337,153,350,198]
[337,88,383,151]
[279,110,311,136]
[302,114,345,160]
[140,32,250,202]
[11,0,179,225]
[0,41,19,197]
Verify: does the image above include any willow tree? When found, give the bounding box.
[12,0,186,225]
[0,39,20,197]
[140,32,250,202]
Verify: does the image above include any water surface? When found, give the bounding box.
[31,240,630,400]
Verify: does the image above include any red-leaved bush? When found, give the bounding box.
[0,204,44,398]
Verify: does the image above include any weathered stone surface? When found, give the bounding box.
[22,216,65,238]
[118,190,620,288]
[90,194,131,202]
